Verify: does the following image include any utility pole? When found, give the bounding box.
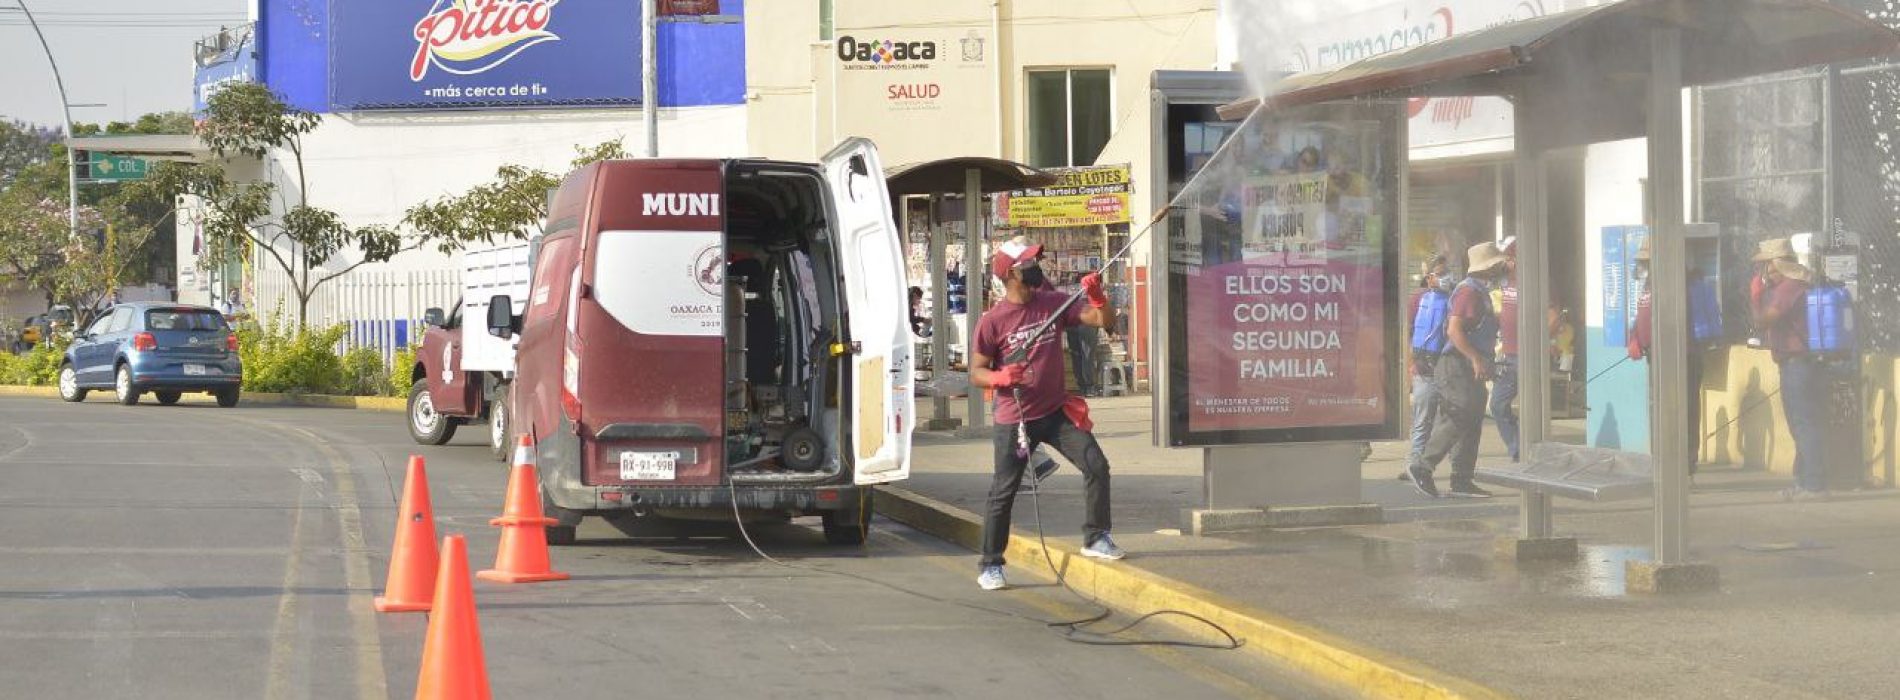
[642,0,659,157]
[12,0,79,237]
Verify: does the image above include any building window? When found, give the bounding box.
[1028,68,1112,168]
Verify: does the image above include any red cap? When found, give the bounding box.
[990,239,1044,283]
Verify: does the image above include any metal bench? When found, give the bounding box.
[1474,442,1654,502]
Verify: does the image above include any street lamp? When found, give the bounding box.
[4,1,79,237]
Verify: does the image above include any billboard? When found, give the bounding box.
[194,25,258,114]
[330,0,642,110]
[1163,101,1405,446]
[996,165,1131,228]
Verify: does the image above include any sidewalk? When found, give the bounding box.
[896,396,1900,699]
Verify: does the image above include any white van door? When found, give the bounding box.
[822,138,913,485]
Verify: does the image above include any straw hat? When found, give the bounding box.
[1466,242,1508,275]
[1752,238,1795,262]
[1772,258,1813,283]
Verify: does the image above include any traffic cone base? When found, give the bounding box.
[375,455,438,614]
[477,568,571,584]
[373,596,432,613]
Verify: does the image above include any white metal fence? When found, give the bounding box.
[252,267,462,367]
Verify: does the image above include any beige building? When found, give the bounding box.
[745,0,1219,234]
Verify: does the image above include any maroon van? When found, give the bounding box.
[485,139,914,546]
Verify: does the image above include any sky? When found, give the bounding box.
[0,0,249,129]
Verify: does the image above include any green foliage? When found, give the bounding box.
[146,83,411,328]
[339,345,394,398]
[404,138,628,253]
[0,338,67,386]
[235,316,348,394]
[390,346,418,398]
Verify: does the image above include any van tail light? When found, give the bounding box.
[133,332,157,352]
[225,334,239,352]
[560,335,583,423]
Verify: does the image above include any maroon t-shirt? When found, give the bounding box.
[973,290,1086,424]
[1758,277,1810,360]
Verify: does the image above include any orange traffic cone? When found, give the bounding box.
[415,534,491,700]
[477,436,569,583]
[375,455,439,613]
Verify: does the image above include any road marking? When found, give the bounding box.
[270,423,390,700]
[223,415,389,700]
[264,483,308,700]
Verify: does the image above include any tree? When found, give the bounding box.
[0,119,58,188]
[0,190,106,312]
[403,139,628,253]
[152,83,404,329]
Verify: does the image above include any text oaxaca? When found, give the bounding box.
[836,35,938,63]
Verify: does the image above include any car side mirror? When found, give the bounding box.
[423,308,446,328]
[487,295,517,339]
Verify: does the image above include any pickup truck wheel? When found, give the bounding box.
[408,383,456,445]
[489,385,511,462]
[822,492,873,546]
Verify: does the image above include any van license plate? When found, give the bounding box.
[183,364,207,376]
[620,451,677,481]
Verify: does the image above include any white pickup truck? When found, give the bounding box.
[406,243,532,458]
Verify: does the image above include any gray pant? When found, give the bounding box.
[1406,372,1441,472]
[1418,353,1488,483]
[981,411,1112,568]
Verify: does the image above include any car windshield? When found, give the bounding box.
[145,309,228,332]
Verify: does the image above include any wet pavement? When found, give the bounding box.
[909,396,1900,698]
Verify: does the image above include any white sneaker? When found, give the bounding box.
[1081,534,1126,561]
[977,565,1007,591]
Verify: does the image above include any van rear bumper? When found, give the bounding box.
[567,484,865,514]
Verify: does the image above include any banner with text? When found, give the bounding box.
[997,165,1131,228]
[1163,101,1404,446]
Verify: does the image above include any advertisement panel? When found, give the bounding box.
[330,0,641,110]
[997,165,1131,228]
[194,25,257,114]
[1164,101,1404,446]
[1279,0,1551,155]
[830,26,995,166]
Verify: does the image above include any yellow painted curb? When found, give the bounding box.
[874,486,1508,700]
[0,385,405,413]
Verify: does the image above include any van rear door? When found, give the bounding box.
[822,138,913,485]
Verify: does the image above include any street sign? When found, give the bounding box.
[88,154,149,182]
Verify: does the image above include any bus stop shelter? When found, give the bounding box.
[1217,0,1900,589]
[885,158,1056,432]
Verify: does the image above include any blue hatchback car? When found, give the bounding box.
[58,303,243,407]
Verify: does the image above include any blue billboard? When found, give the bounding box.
[194,27,259,114]
[329,0,642,110]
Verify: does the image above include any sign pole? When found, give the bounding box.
[14,1,78,236]
[642,0,659,157]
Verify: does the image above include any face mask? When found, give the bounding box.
[1017,265,1047,289]
[1436,275,1454,293]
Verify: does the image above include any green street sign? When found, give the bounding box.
[88,154,149,181]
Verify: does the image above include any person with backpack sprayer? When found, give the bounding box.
[1628,236,1724,477]
[1400,253,1453,482]
[1750,238,1830,501]
[1408,242,1508,499]
[969,238,1121,591]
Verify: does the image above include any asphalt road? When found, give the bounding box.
[0,396,1323,699]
